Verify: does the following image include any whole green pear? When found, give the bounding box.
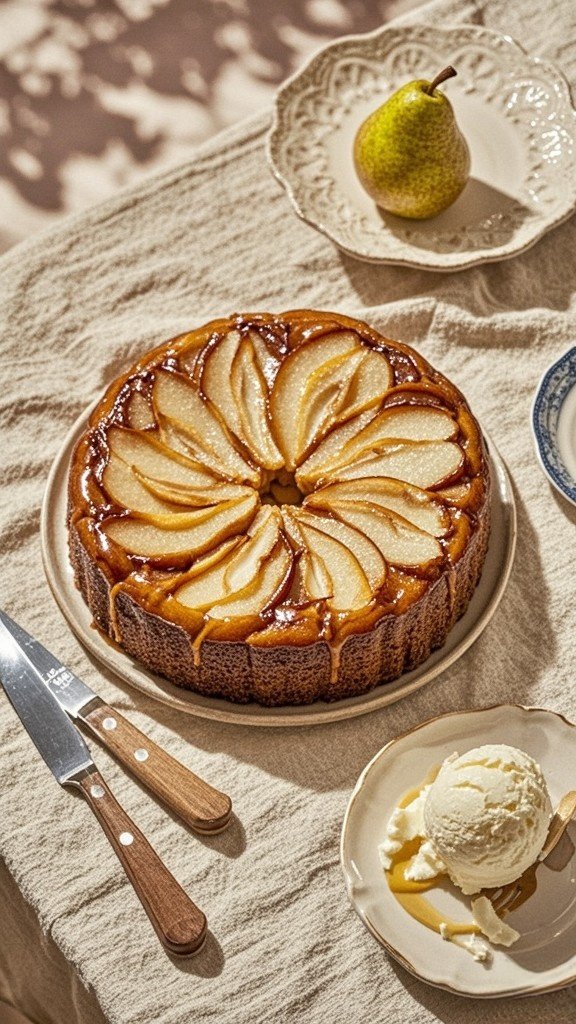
[354,66,470,219]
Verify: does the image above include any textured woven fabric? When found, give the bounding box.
[2,0,576,1021]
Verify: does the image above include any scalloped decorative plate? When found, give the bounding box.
[532,347,576,506]
[41,406,515,727]
[341,705,576,997]
[267,24,576,271]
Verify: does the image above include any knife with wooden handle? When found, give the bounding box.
[0,609,231,834]
[0,614,207,956]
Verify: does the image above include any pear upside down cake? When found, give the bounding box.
[68,310,491,706]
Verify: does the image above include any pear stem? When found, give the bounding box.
[426,65,457,95]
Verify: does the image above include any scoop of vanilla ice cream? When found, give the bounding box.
[423,744,552,895]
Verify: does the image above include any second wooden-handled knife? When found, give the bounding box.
[0,613,207,956]
[0,609,231,834]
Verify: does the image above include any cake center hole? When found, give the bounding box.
[261,470,303,507]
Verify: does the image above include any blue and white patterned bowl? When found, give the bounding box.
[532,347,576,506]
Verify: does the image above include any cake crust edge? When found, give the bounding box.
[69,479,490,706]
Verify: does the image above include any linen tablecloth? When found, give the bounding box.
[2,0,576,1020]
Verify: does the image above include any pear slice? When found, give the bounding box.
[292,507,386,593]
[230,337,283,469]
[269,331,363,469]
[134,471,249,508]
[174,538,246,611]
[107,426,219,489]
[327,499,442,568]
[178,532,293,618]
[102,454,180,515]
[104,492,258,560]
[294,518,374,610]
[296,408,378,490]
[202,330,282,469]
[295,348,365,461]
[152,369,260,486]
[337,405,457,465]
[222,505,282,593]
[200,329,243,433]
[344,403,456,448]
[282,509,332,601]
[335,348,393,422]
[305,478,449,537]
[298,405,457,486]
[249,329,281,388]
[207,539,292,619]
[127,392,156,430]
[435,481,473,508]
[331,440,463,489]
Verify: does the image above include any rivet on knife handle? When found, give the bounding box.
[71,768,207,956]
[79,701,232,834]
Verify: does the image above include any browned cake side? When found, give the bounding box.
[70,504,489,704]
[68,309,491,706]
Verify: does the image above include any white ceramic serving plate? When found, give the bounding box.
[268,24,576,271]
[41,411,515,727]
[341,704,576,997]
[532,347,576,506]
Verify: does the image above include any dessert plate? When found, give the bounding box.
[341,704,576,997]
[41,409,515,727]
[267,24,576,271]
[532,347,576,506]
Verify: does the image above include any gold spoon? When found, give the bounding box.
[487,790,576,916]
[539,790,576,860]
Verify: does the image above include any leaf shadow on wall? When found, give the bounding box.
[0,0,389,213]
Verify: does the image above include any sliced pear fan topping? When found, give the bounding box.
[209,541,292,619]
[202,330,282,469]
[337,348,393,422]
[305,478,449,537]
[152,369,260,486]
[104,492,258,559]
[269,332,392,469]
[95,325,477,622]
[298,405,457,485]
[108,427,220,489]
[296,348,365,463]
[175,531,292,620]
[249,330,282,387]
[230,337,283,469]
[103,455,181,515]
[348,405,457,447]
[133,472,249,508]
[330,440,463,489]
[223,506,282,593]
[291,517,374,610]
[326,500,442,568]
[282,510,332,602]
[127,392,156,430]
[296,408,378,489]
[172,539,245,611]
[292,508,386,592]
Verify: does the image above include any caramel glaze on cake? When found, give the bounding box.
[68,310,491,706]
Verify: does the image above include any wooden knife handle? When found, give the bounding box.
[80,701,231,834]
[74,769,207,956]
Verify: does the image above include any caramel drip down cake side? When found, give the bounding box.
[68,310,491,705]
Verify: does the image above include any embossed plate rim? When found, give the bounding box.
[267,23,576,270]
[531,346,576,507]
